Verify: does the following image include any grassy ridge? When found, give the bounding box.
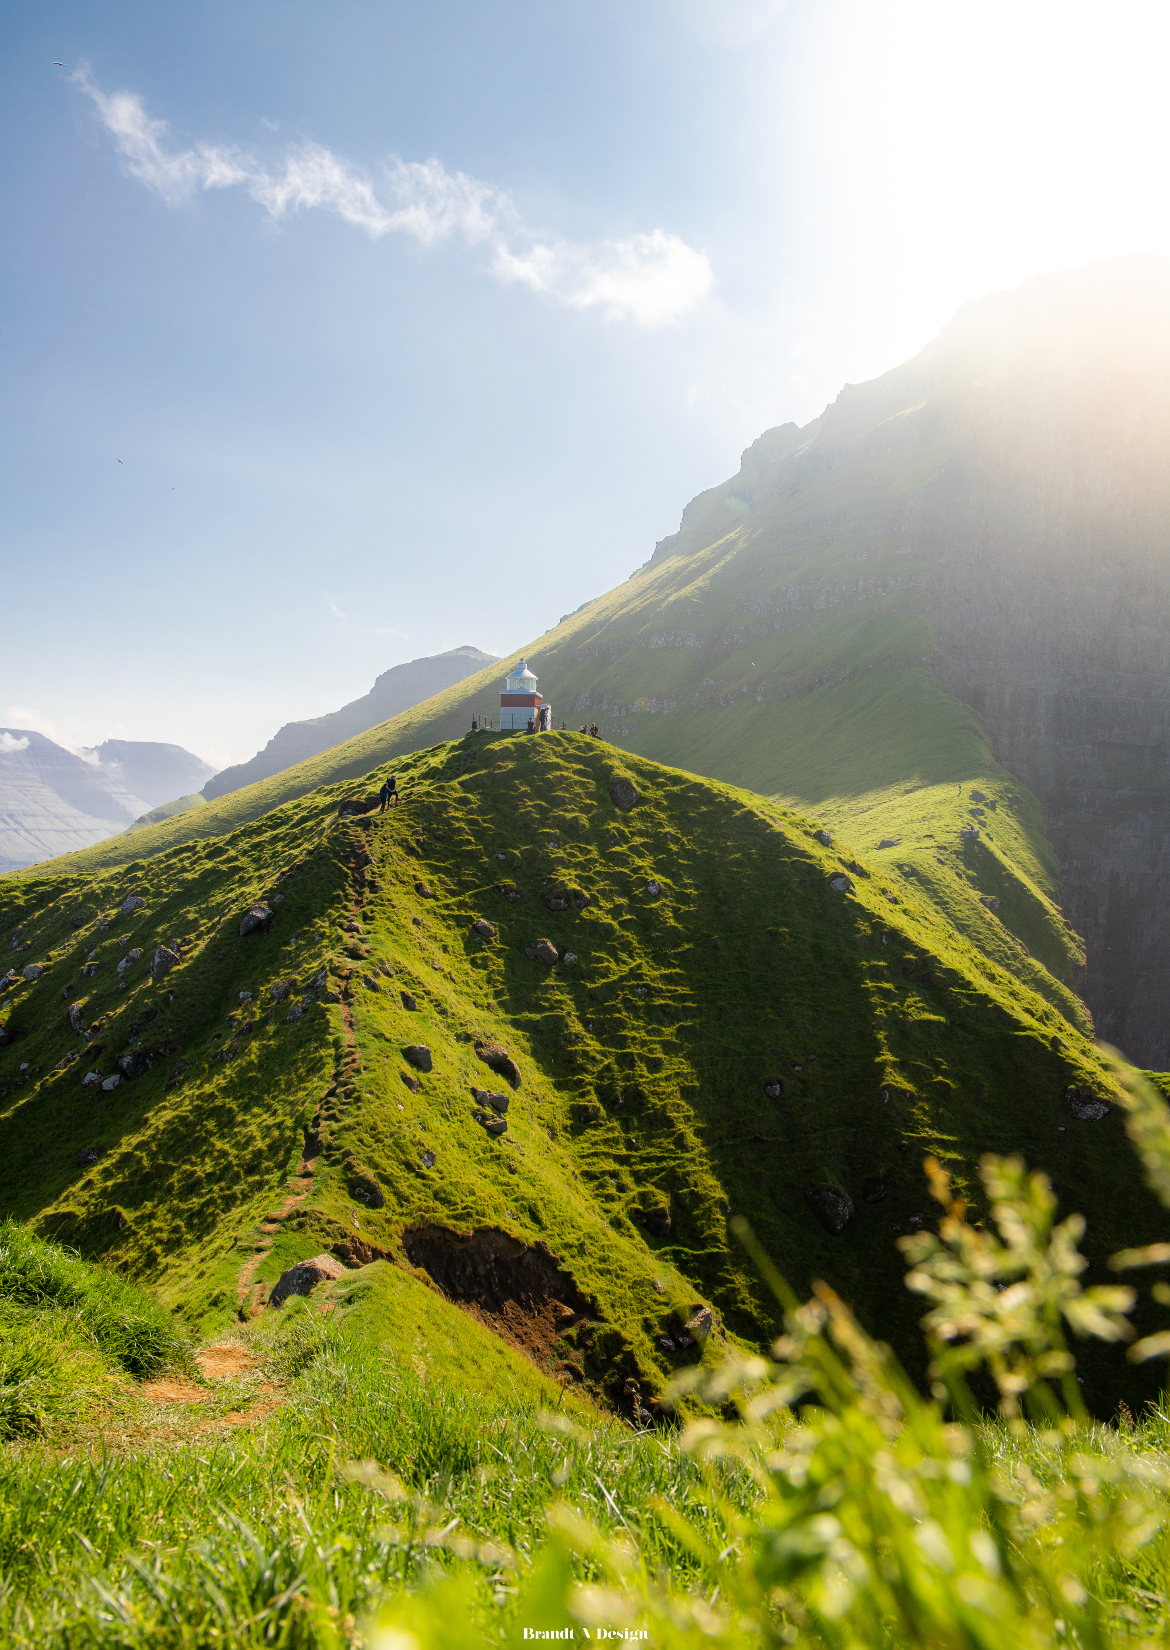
[1,732,1160,1410]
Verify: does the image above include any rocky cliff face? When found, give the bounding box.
[913,299,1170,1062]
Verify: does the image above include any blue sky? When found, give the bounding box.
[3,1,1169,766]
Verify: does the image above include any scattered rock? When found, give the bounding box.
[563,951,578,966]
[545,894,569,912]
[1066,1086,1111,1122]
[473,919,497,939]
[573,891,589,908]
[68,1003,85,1036]
[270,980,293,1002]
[337,797,376,817]
[805,1184,854,1235]
[237,990,252,1003]
[609,776,640,811]
[81,1071,101,1086]
[978,894,1001,911]
[763,1077,784,1100]
[239,903,273,937]
[121,896,146,914]
[526,939,559,966]
[400,990,418,1011]
[117,1048,162,1081]
[969,790,986,802]
[101,1074,121,1091]
[360,976,380,993]
[862,1175,887,1204]
[77,1146,102,1168]
[828,874,854,893]
[415,882,434,899]
[659,1336,676,1351]
[482,1117,508,1136]
[21,964,44,981]
[269,1252,348,1308]
[420,1150,436,1170]
[347,1164,386,1208]
[646,880,661,897]
[150,945,180,981]
[501,887,523,903]
[476,1040,522,1088]
[877,838,900,849]
[404,1044,433,1073]
[401,1072,420,1093]
[959,825,980,840]
[477,1089,510,1115]
[687,1306,714,1341]
[816,830,832,846]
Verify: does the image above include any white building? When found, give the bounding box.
[499,660,551,730]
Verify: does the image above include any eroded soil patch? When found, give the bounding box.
[402,1224,597,1367]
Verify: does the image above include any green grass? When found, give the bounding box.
[0,1223,190,1440]
[0,732,1163,1416]
[0,1297,752,1648]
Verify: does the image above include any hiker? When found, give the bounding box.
[579,724,588,734]
[540,704,551,731]
[378,775,398,811]
[471,714,478,732]
[527,716,535,734]
[590,722,599,738]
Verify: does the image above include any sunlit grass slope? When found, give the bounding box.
[0,732,1158,1405]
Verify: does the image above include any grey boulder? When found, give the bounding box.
[269,1252,347,1307]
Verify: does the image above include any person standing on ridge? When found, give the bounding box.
[378,775,398,811]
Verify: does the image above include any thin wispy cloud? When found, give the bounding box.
[76,70,712,327]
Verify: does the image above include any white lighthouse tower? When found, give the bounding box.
[499,659,550,730]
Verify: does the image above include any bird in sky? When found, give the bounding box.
[54,61,63,66]
[117,458,123,465]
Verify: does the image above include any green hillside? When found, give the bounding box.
[1,732,1159,1409]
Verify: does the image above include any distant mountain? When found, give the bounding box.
[0,732,215,873]
[201,646,497,800]
[82,740,217,812]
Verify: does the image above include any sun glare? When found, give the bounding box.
[769,0,1170,385]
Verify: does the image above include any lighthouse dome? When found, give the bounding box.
[506,659,538,690]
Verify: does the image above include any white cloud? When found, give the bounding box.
[75,71,712,327]
[0,733,30,754]
[4,706,61,743]
[493,229,714,328]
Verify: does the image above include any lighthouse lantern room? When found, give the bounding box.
[499,659,550,730]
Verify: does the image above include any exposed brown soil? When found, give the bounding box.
[143,1377,207,1404]
[198,1344,259,1379]
[402,1224,597,1367]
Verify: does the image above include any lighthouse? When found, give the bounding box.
[499,659,551,730]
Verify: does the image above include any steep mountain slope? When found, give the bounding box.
[0,734,1160,1407]
[202,646,497,801]
[0,731,214,873]
[18,261,1168,1066]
